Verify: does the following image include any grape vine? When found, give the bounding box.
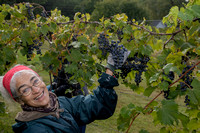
[0,1,200,133]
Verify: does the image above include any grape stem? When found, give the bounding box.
[126,61,200,133]
[182,81,192,89]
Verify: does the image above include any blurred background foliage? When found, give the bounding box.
[0,0,187,20]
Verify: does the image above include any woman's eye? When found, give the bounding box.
[34,79,40,85]
[22,88,30,94]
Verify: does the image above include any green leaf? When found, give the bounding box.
[166,52,183,65]
[77,36,90,45]
[0,13,4,23]
[143,86,156,97]
[187,118,200,131]
[157,100,179,125]
[3,46,16,61]
[157,49,171,63]
[196,46,200,56]
[139,44,153,56]
[163,63,181,75]
[41,24,49,35]
[49,22,57,32]
[70,41,81,48]
[188,79,200,105]
[149,73,160,83]
[123,25,132,35]
[177,113,189,127]
[191,78,200,89]
[85,13,90,21]
[186,109,200,118]
[163,6,179,27]
[68,49,82,62]
[187,79,200,105]
[65,62,78,74]
[21,30,32,45]
[159,81,169,91]
[190,5,200,17]
[117,105,133,131]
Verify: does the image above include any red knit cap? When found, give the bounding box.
[3,65,38,100]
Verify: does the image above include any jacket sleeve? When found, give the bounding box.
[59,72,119,126]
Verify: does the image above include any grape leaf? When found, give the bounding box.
[156,100,179,125]
[143,86,156,97]
[187,118,200,131]
[41,24,49,35]
[149,73,160,83]
[163,63,181,75]
[139,44,153,56]
[158,81,169,91]
[21,30,32,45]
[187,78,200,105]
[77,36,89,45]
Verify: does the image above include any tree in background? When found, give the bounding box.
[91,0,147,20]
[74,0,101,14]
[138,0,187,19]
[120,0,148,20]
[91,0,121,20]
[0,0,47,5]
[41,0,79,19]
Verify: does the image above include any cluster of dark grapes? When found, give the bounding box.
[179,65,194,91]
[120,54,150,86]
[162,71,175,99]
[97,33,110,56]
[26,40,43,61]
[97,33,128,69]
[184,95,190,106]
[25,4,35,20]
[179,65,194,106]
[110,41,128,69]
[51,63,83,98]
[97,33,151,86]
[116,29,123,41]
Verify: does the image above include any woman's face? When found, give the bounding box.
[15,71,50,108]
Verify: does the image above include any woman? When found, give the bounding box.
[2,65,119,133]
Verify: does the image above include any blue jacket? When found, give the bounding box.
[12,73,119,133]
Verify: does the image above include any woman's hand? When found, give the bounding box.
[105,69,113,76]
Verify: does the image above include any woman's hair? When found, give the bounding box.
[10,70,39,101]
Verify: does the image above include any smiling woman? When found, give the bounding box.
[10,70,50,108]
[1,64,120,133]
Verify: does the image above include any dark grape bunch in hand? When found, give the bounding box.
[108,41,129,69]
[97,33,130,69]
[97,33,110,56]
